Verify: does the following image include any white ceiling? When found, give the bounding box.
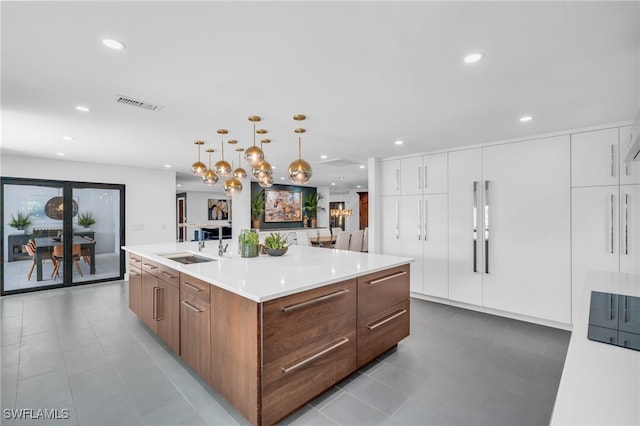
[2,1,638,194]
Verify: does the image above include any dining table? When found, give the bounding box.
[34,236,96,281]
[309,235,337,248]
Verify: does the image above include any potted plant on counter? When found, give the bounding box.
[251,189,265,230]
[238,229,260,258]
[263,232,288,256]
[9,212,31,234]
[78,212,96,229]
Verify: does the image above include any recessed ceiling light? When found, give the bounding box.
[356,185,362,188]
[280,177,285,180]
[75,105,90,112]
[394,140,403,145]
[56,152,65,156]
[102,39,126,50]
[359,165,365,169]
[164,165,171,168]
[464,52,484,64]
[520,115,533,122]
[177,184,182,187]
[62,136,74,141]
[331,182,336,186]
[320,155,327,159]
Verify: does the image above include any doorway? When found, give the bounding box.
[176,192,186,242]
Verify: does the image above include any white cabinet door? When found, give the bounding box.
[619,126,640,185]
[619,185,640,275]
[423,153,448,194]
[399,195,423,293]
[572,186,620,322]
[572,128,619,187]
[422,194,448,299]
[400,157,422,196]
[381,196,402,255]
[448,148,483,306]
[482,135,571,324]
[381,160,401,196]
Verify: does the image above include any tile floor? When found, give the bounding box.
[0,281,570,425]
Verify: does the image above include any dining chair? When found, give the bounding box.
[362,227,369,252]
[24,240,57,280]
[296,231,311,246]
[349,230,364,252]
[334,232,351,250]
[318,228,332,238]
[331,227,342,237]
[81,236,95,264]
[52,244,84,279]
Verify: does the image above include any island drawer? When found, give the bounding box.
[261,329,356,425]
[357,299,410,368]
[262,279,356,364]
[140,258,180,288]
[357,264,410,320]
[128,254,142,268]
[180,274,211,302]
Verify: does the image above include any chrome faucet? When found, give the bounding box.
[218,228,228,257]
[180,223,205,251]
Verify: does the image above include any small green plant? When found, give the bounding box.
[8,212,31,230]
[303,192,324,219]
[251,190,265,221]
[238,229,260,246]
[264,232,287,250]
[77,212,96,228]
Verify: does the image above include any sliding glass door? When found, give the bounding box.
[1,177,125,295]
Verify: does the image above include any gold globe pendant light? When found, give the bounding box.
[233,147,248,181]
[245,116,265,166]
[201,148,219,185]
[191,140,207,176]
[223,140,243,196]
[288,115,312,185]
[214,129,232,177]
[251,138,273,181]
[258,174,274,188]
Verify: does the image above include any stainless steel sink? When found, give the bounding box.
[158,252,216,264]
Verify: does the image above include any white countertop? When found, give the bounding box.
[551,270,640,426]
[123,241,413,303]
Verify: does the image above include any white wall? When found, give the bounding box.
[316,186,330,229]
[1,155,176,251]
[184,191,231,241]
[329,190,360,233]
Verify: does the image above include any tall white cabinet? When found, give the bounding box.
[571,127,640,322]
[448,137,571,324]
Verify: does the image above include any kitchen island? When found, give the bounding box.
[123,241,412,425]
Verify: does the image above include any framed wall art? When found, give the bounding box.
[264,189,302,222]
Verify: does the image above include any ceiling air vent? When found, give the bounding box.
[318,158,359,167]
[115,95,164,112]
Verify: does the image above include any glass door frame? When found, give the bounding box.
[1,177,126,296]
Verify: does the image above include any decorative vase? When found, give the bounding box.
[240,244,259,258]
[310,218,317,228]
[15,229,25,235]
[265,247,288,257]
[252,220,260,230]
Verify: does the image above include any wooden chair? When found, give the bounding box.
[334,232,351,250]
[24,240,56,280]
[81,236,95,264]
[349,230,364,252]
[52,244,84,279]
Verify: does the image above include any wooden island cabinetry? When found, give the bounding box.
[128,248,411,426]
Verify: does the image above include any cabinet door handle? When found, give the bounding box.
[282,338,349,374]
[424,165,428,190]
[417,199,421,241]
[473,181,478,273]
[366,309,407,330]
[609,293,614,320]
[182,300,204,313]
[396,200,400,240]
[143,263,158,270]
[611,144,616,177]
[395,169,400,191]
[625,193,629,255]
[129,270,139,277]
[159,270,177,279]
[417,166,421,190]
[131,258,141,263]
[182,281,204,292]
[484,181,490,274]
[367,270,407,285]
[424,199,428,242]
[624,296,628,323]
[152,286,159,319]
[156,287,164,321]
[281,289,349,313]
[610,194,615,254]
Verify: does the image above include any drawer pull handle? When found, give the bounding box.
[367,271,407,285]
[143,263,158,270]
[182,300,204,313]
[159,271,177,279]
[282,338,349,374]
[281,289,349,313]
[182,281,204,292]
[129,270,139,277]
[131,258,141,263]
[366,309,407,330]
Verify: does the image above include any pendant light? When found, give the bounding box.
[191,140,207,176]
[233,147,248,181]
[258,175,274,188]
[223,140,243,196]
[201,148,219,185]
[214,129,232,177]
[288,114,312,185]
[245,116,264,166]
[252,137,273,181]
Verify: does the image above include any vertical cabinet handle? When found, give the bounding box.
[424,165,428,190]
[610,194,615,254]
[152,286,159,319]
[395,169,400,191]
[424,199,428,242]
[625,193,629,255]
[624,296,628,323]
[609,293,614,320]
[417,166,422,190]
[395,200,400,240]
[472,181,479,273]
[484,181,490,274]
[611,144,616,177]
[156,287,164,321]
[417,199,421,240]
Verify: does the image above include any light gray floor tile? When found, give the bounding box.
[63,343,109,376]
[18,349,65,380]
[68,364,124,412]
[320,393,400,426]
[307,386,345,411]
[13,399,79,426]
[339,374,410,416]
[2,344,20,368]
[16,370,71,409]
[96,330,140,355]
[122,367,184,417]
[19,330,61,355]
[0,391,16,426]
[194,400,243,426]
[107,347,156,382]
[140,395,205,426]
[20,318,57,337]
[1,328,22,347]
[280,404,338,425]
[58,327,99,352]
[2,365,19,397]
[368,361,430,394]
[76,392,143,426]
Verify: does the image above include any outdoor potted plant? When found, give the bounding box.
[78,212,96,229]
[238,229,260,258]
[263,232,288,256]
[303,192,324,229]
[251,189,265,230]
[8,212,31,234]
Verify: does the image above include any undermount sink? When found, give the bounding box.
[158,252,216,264]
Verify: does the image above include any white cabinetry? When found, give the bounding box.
[381,160,401,196]
[448,137,571,324]
[381,196,401,255]
[400,153,448,196]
